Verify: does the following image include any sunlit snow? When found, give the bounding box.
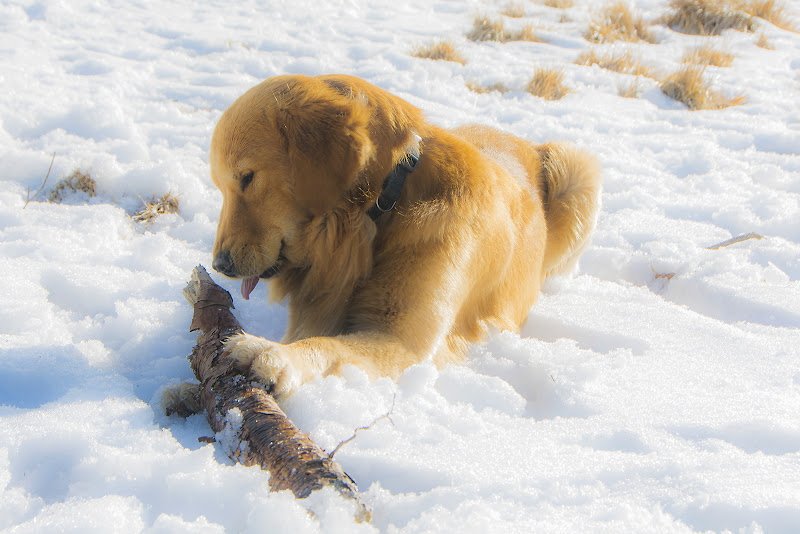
[1,0,799,532]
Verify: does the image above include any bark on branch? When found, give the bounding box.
[181,265,369,519]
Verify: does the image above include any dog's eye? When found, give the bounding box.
[240,171,254,191]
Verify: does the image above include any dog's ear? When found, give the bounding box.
[277,85,373,215]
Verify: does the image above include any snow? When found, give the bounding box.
[1,0,799,532]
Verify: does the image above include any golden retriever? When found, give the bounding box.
[208,74,601,399]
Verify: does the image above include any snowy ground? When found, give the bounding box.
[1,0,799,532]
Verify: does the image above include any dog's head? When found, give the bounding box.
[209,74,422,299]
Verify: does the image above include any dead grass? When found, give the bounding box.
[49,170,97,203]
[411,40,467,64]
[682,44,736,66]
[586,1,658,43]
[502,2,526,18]
[467,15,543,42]
[744,0,796,31]
[618,77,643,98]
[23,153,55,209]
[755,32,775,48]
[133,192,180,223]
[526,67,571,100]
[466,81,511,94]
[468,15,505,41]
[510,25,542,42]
[543,0,574,7]
[664,0,757,35]
[576,49,656,77]
[659,64,746,109]
[665,0,798,35]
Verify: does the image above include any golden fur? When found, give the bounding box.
[209,74,602,398]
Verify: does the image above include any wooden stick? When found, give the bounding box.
[181,265,370,520]
[706,232,763,250]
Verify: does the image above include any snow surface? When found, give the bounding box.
[1,0,799,532]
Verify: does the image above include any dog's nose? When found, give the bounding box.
[212,251,236,277]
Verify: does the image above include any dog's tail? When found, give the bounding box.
[538,142,602,278]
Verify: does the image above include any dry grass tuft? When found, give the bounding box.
[411,40,467,64]
[468,15,543,42]
[586,1,658,43]
[755,32,775,48]
[502,2,526,18]
[576,49,656,77]
[544,0,574,7]
[664,0,757,35]
[466,81,511,94]
[526,67,571,100]
[682,44,736,66]
[468,15,505,41]
[618,77,643,98]
[49,170,97,203]
[509,25,542,42]
[660,64,745,109]
[745,0,796,31]
[133,192,181,223]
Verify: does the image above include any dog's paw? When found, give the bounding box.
[224,333,272,370]
[161,382,202,417]
[224,333,302,398]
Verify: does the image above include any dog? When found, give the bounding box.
[208,74,601,399]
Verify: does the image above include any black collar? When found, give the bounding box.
[367,151,420,221]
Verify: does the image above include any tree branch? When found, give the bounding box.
[182,265,370,520]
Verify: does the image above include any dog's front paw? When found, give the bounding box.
[224,333,302,398]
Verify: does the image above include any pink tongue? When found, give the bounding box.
[241,276,259,300]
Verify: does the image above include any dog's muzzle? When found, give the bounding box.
[212,244,286,280]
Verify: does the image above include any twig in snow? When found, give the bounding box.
[23,152,55,209]
[328,395,397,460]
[651,266,676,280]
[706,232,763,250]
